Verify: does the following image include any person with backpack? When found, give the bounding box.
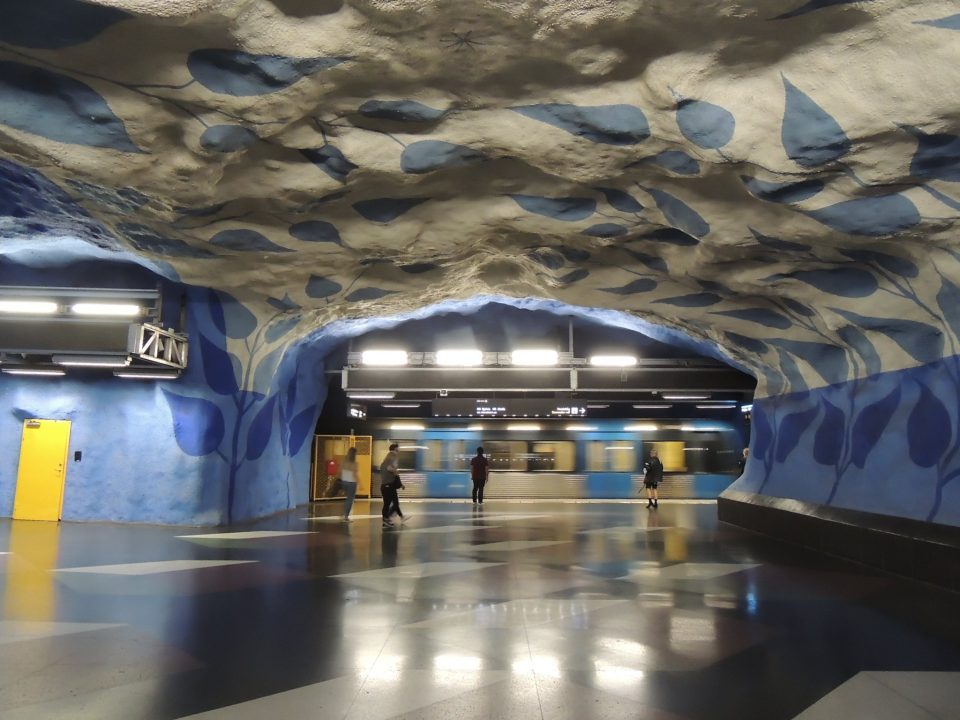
[642,447,663,509]
[471,446,489,504]
[379,443,406,527]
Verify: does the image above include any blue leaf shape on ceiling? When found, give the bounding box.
[806,194,920,236]
[594,187,644,213]
[345,287,398,302]
[559,268,589,284]
[641,228,700,246]
[509,195,596,221]
[300,145,358,183]
[557,246,591,262]
[781,75,851,167]
[624,248,667,274]
[813,399,845,466]
[768,338,849,385]
[289,220,341,245]
[712,308,792,329]
[68,180,149,213]
[267,294,300,311]
[850,385,901,469]
[246,395,278,461]
[696,279,727,294]
[207,288,226,336]
[264,316,299,343]
[357,100,446,122]
[775,405,819,463]
[837,248,919,278]
[175,202,229,218]
[908,384,951,467]
[120,223,215,258]
[187,50,345,96]
[654,293,722,308]
[725,331,768,355]
[937,276,960,341]
[213,289,257,339]
[636,150,701,176]
[252,346,284,391]
[529,249,565,270]
[915,14,960,30]
[400,140,486,174]
[899,125,960,182]
[287,405,317,456]
[777,348,808,393]
[601,278,658,295]
[198,332,240,396]
[782,297,817,318]
[399,263,438,274]
[583,223,628,237]
[161,390,225,457]
[770,267,878,297]
[752,404,774,459]
[676,97,735,149]
[749,227,811,252]
[829,308,944,364]
[741,176,824,204]
[774,0,876,20]
[305,275,342,298]
[0,62,141,152]
[510,103,650,145]
[210,229,293,252]
[1,0,131,49]
[640,187,710,238]
[838,325,881,376]
[353,197,429,223]
[284,374,298,424]
[200,125,259,153]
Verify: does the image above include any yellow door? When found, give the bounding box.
[13,419,71,521]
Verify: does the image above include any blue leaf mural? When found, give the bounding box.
[246,395,278,460]
[640,187,710,238]
[725,331,768,355]
[769,267,878,298]
[0,62,141,152]
[624,249,667,274]
[1,0,131,49]
[187,50,345,96]
[768,338,849,385]
[915,14,960,30]
[830,309,944,364]
[595,187,644,213]
[640,150,701,176]
[601,278,657,295]
[583,223,628,237]
[781,297,817,318]
[213,290,257,340]
[120,223,215,258]
[284,374,299,424]
[654,293,722,308]
[741,176,824,204]
[774,0,876,20]
[813,400,845,466]
[676,97,735,149]
[357,100,446,122]
[850,385,901,469]
[400,263,438,274]
[899,125,960,182]
[558,268,589,284]
[267,294,300,312]
[908,384,951,467]
[301,146,358,183]
[207,288,227,336]
[68,180,149,213]
[750,227,811,252]
[400,140,486,174]
[510,103,650,145]
[838,325,881,376]
[287,405,317,455]
[210,229,293,252]
[752,404,774,459]
[777,348,808,392]
[712,308,792,329]
[305,275,342,298]
[162,390,225,457]
[776,405,820,463]
[353,198,429,223]
[557,246,591,263]
[642,228,700,246]
[253,345,285,389]
[838,248,919,278]
[200,125,259,153]
[806,194,920,236]
[198,332,240,396]
[936,276,960,340]
[264,316,300,343]
[781,75,851,167]
[345,287,397,302]
[529,249,565,270]
[509,195,596,221]
[289,220,341,245]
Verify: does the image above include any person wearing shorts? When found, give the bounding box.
[642,447,663,509]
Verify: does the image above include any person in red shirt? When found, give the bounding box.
[471,446,489,504]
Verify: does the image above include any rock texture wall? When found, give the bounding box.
[2,0,960,524]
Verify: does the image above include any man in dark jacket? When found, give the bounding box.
[471,446,489,504]
[643,447,663,509]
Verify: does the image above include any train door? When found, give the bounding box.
[311,435,373,500]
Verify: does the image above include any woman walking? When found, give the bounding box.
[340,447,358,521]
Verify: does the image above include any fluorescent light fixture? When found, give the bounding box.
[681,424,725,432]
[586,404,609,409]
[632,404,673,410]
[511,349,558,366]
[2,368,65,376]
[114,372,179,380]
[347,392,395,400]
[361,350,408,366]
[390,422,424,431]
[696,403,737,409]
[382,403,421,408]
[625,423,658,432]
[661,394,710,401]
[71,302,140,317]
[740,404,753,413]
[0,300,58,314]
[589,355,637,367]
[605,445,635,451]
[436,349,483,367]
[566,424,598,431]
[398,445,428,450]
[53,355,130,368]
[507,423,541,431]
[467,424,485,431]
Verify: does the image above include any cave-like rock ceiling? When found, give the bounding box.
[1,0,959,392]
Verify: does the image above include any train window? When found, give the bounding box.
[586,441,636,472]
[530,442,575,472]
[650,441,687,472]
[424,441,444,470]
[449,440,468,471]
[485,441,528,471]
[372,439,418,472]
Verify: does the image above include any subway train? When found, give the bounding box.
[366,418,744,500]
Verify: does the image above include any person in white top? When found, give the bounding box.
[341,446,358,521]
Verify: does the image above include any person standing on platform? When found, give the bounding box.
[340,447,358,522]
[737,447,749,476]
[642,447,663,509]
[380,443,406,527]
[471,446,489,504]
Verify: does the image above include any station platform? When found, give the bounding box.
[0,500,958,719]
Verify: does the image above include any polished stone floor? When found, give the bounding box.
[0,500,959,719]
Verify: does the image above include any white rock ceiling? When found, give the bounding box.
[1,0,960,393]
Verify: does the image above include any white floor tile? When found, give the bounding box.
[404,598,628,629]
[458,540,570,552]
[578,525,671,535]
[456,514,549,522]
[176,531,315,540]
[334,561,501,581]
[0,679,164,719]
[624,562,760,581]
[304,514,383,522]
[176,675,364,719]
[403,525,503,534]
[0,620,125,646]
[792,672,940,720]
[54,559,257,575]
[866,671,960,720]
